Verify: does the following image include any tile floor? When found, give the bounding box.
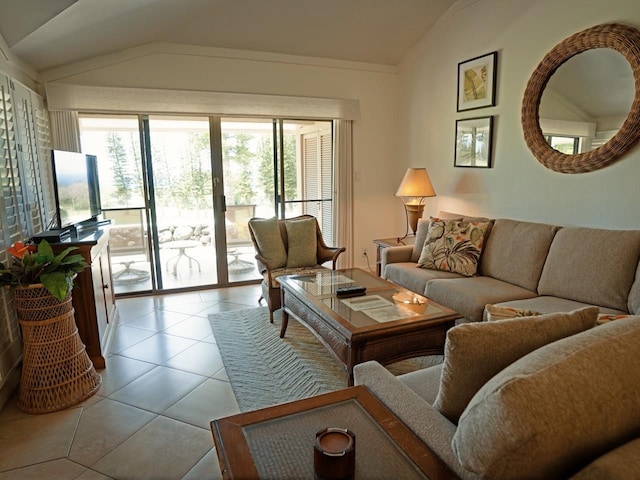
[0,284,264,480]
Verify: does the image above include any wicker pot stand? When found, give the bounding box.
[14,284,101,414]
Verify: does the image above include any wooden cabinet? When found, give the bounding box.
[52,227,117,369]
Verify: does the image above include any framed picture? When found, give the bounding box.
[457,51,497,112]
[454,116,493,168]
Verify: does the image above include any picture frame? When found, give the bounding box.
[454,116,493,168]
[457,51,497,112]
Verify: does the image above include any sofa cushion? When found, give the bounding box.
[417,219,491,276]
[284,217,317,268]
[453,316,640,480]
[426,276,538,322]
[433,307,597,423]
[479,218,560,291]
[249,217,287,269]
[570,437,640,479]
[538,227,640,312]
[628,261,640,314]
[384,262,461,299]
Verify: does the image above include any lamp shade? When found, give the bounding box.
[395,168,436,199]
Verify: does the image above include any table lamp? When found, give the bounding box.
[395,167,436,241]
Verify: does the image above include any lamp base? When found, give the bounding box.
[405,204,425,236]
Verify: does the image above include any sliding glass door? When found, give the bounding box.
[79,114,334,295]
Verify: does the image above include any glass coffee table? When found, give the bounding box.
[277,268,461,385]
[211,385,458,479]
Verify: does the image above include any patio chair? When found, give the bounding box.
[248,215,346,322]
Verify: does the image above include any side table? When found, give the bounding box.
[373,236,416,276]
[211,386,457,479]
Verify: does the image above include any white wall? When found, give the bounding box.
[26,0,640,272]
[398,0,640,229]
[44,46,399,268]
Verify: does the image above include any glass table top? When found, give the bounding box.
[280,268,448,328]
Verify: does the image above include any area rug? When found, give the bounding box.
[208,307,442,412]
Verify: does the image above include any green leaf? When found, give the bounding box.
[37,240,55,259]
[39,271,70,301]
[54,246,79,262]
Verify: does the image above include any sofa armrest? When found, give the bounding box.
[354,361,467,478]
[381,245,415,277]
[382,245,414,265]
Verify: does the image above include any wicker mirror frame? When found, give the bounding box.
[522,23,640,173]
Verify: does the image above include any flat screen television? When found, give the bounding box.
[51,149,102,230]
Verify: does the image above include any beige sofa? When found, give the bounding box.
[382,214,640,322]
[354,309,640,479]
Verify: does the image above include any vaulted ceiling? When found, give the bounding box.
[0,0,457,73]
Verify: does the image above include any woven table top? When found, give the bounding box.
[243,398,428,479]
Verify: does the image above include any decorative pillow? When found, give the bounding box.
[417,219,490,276]
[285,217,318,268]
[249,217,287,269]
[485,304,540,321]
[432,307,598,423]
[410,216,460,263]
[597,314,632,325]
[453,316,640,480]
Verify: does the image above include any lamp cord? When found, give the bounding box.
[396,202,410,243]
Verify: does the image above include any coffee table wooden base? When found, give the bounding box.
[278,269,460,386]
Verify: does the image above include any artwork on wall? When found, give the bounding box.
[454,116,493,168]
[457,51,497,112]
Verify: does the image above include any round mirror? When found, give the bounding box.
[540,49,634,154]
[522,23,640,173]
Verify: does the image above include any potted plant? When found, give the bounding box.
[0,239,88,301]
[0,239,100,414]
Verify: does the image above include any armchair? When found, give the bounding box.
[248,215,346,322]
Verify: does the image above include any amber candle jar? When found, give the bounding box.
[314,427,356,479]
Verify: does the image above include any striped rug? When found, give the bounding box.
[209,307,441,412]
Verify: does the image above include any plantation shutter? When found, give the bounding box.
[303,134,320,220]
[320,130,333,244]
[12,81,49,235]
[302,125,333,245]
[0,74,52,392]
[31,94,55,226]
[0,72,23,386]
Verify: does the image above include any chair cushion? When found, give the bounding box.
[285,217,318,268]
[250,217,287,269]
[417,219,490,276]
[433,307,597,423]
[453,316,640,480]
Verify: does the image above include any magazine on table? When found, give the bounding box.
[342,295,421,322]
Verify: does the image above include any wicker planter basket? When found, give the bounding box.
[14,284,101,414]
